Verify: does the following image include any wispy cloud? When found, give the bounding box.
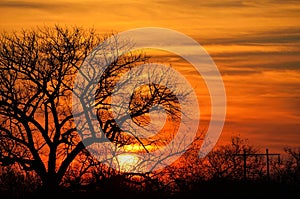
[203,27,300,46]
[0,0,58,10]
[0,0,92,13]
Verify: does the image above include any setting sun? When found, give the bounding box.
[115,153,141,173]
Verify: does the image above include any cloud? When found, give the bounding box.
[198,27,300,46]
[0,0,92,13]
[0,1,55,9]
[221,69,261,76]
[191,27,300,73]
[154,0,255,8]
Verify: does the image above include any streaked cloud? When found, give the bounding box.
[0,0,68,11]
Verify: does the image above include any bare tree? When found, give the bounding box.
[0,25,188,191]
[282,147,300,184]
[0,25,102,191]
[179,136,264,181]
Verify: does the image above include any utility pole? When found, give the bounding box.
[235,148,280,181]
[266,148,270,180]
[243,149,247,180]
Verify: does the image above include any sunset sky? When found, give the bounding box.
[0,0,300,154]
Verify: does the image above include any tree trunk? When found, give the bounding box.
[42,173,60,193]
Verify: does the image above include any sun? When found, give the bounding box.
[115,153,141,172]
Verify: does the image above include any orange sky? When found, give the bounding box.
[1,0,300,154]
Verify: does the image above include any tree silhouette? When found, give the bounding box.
[0,25,186,191]
[282,147,300,184]
[199,136,268,181]
[0,26,103,191]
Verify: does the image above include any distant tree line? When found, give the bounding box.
[0,136,299,198]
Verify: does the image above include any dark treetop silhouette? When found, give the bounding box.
[0,26,186,191]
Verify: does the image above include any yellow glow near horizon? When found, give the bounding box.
[115,153,141,172]
[123,144,157,153]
